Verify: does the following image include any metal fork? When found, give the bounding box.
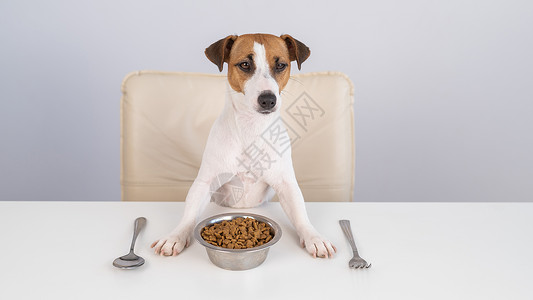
[339,220,371,269]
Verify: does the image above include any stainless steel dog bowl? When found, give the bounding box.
[194,213,282,271]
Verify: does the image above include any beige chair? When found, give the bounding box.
[121,71,354,202]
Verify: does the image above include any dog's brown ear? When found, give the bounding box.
[205,35,238,72]
[280,34,310,70]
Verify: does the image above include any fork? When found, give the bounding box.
[339,220,371,269]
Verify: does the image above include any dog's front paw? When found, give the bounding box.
[299,231,337,258]
[151,234,190,256]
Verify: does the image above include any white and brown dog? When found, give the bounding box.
[151,33,336,258]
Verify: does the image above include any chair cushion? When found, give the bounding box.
[121,71,354,202]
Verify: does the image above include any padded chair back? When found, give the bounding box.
[121,71,354,202]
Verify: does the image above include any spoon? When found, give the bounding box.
[113,217,147,269]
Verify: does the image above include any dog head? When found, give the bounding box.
[205,34,310,114]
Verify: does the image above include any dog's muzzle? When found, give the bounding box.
[257,91,276,113]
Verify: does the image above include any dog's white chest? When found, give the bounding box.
[234,140,279,181]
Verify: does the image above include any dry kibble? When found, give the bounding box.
[201,217,273,249]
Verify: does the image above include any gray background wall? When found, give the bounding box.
[1,0,532,201]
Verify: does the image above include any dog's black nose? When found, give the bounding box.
[258,91,276,110]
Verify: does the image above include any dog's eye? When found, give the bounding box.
[239,62,250,71]
[275,63,287,71]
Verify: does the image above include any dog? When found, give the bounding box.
[151,33,336,258]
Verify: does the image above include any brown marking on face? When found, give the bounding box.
[226,35,257,93]
[205,34,310,94]
[262,36,292,92]
[226,34,296,94]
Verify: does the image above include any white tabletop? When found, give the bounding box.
[0,201,532,299]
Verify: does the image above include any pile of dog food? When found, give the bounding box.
[201,217,273,249]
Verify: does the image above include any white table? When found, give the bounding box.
[0,202,532,299]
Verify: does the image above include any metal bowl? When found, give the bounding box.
[194,213,282,271]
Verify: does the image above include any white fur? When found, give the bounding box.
[151,41,336,258]
[244,43,280,101]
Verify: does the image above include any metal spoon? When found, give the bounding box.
[113,217,147,269]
